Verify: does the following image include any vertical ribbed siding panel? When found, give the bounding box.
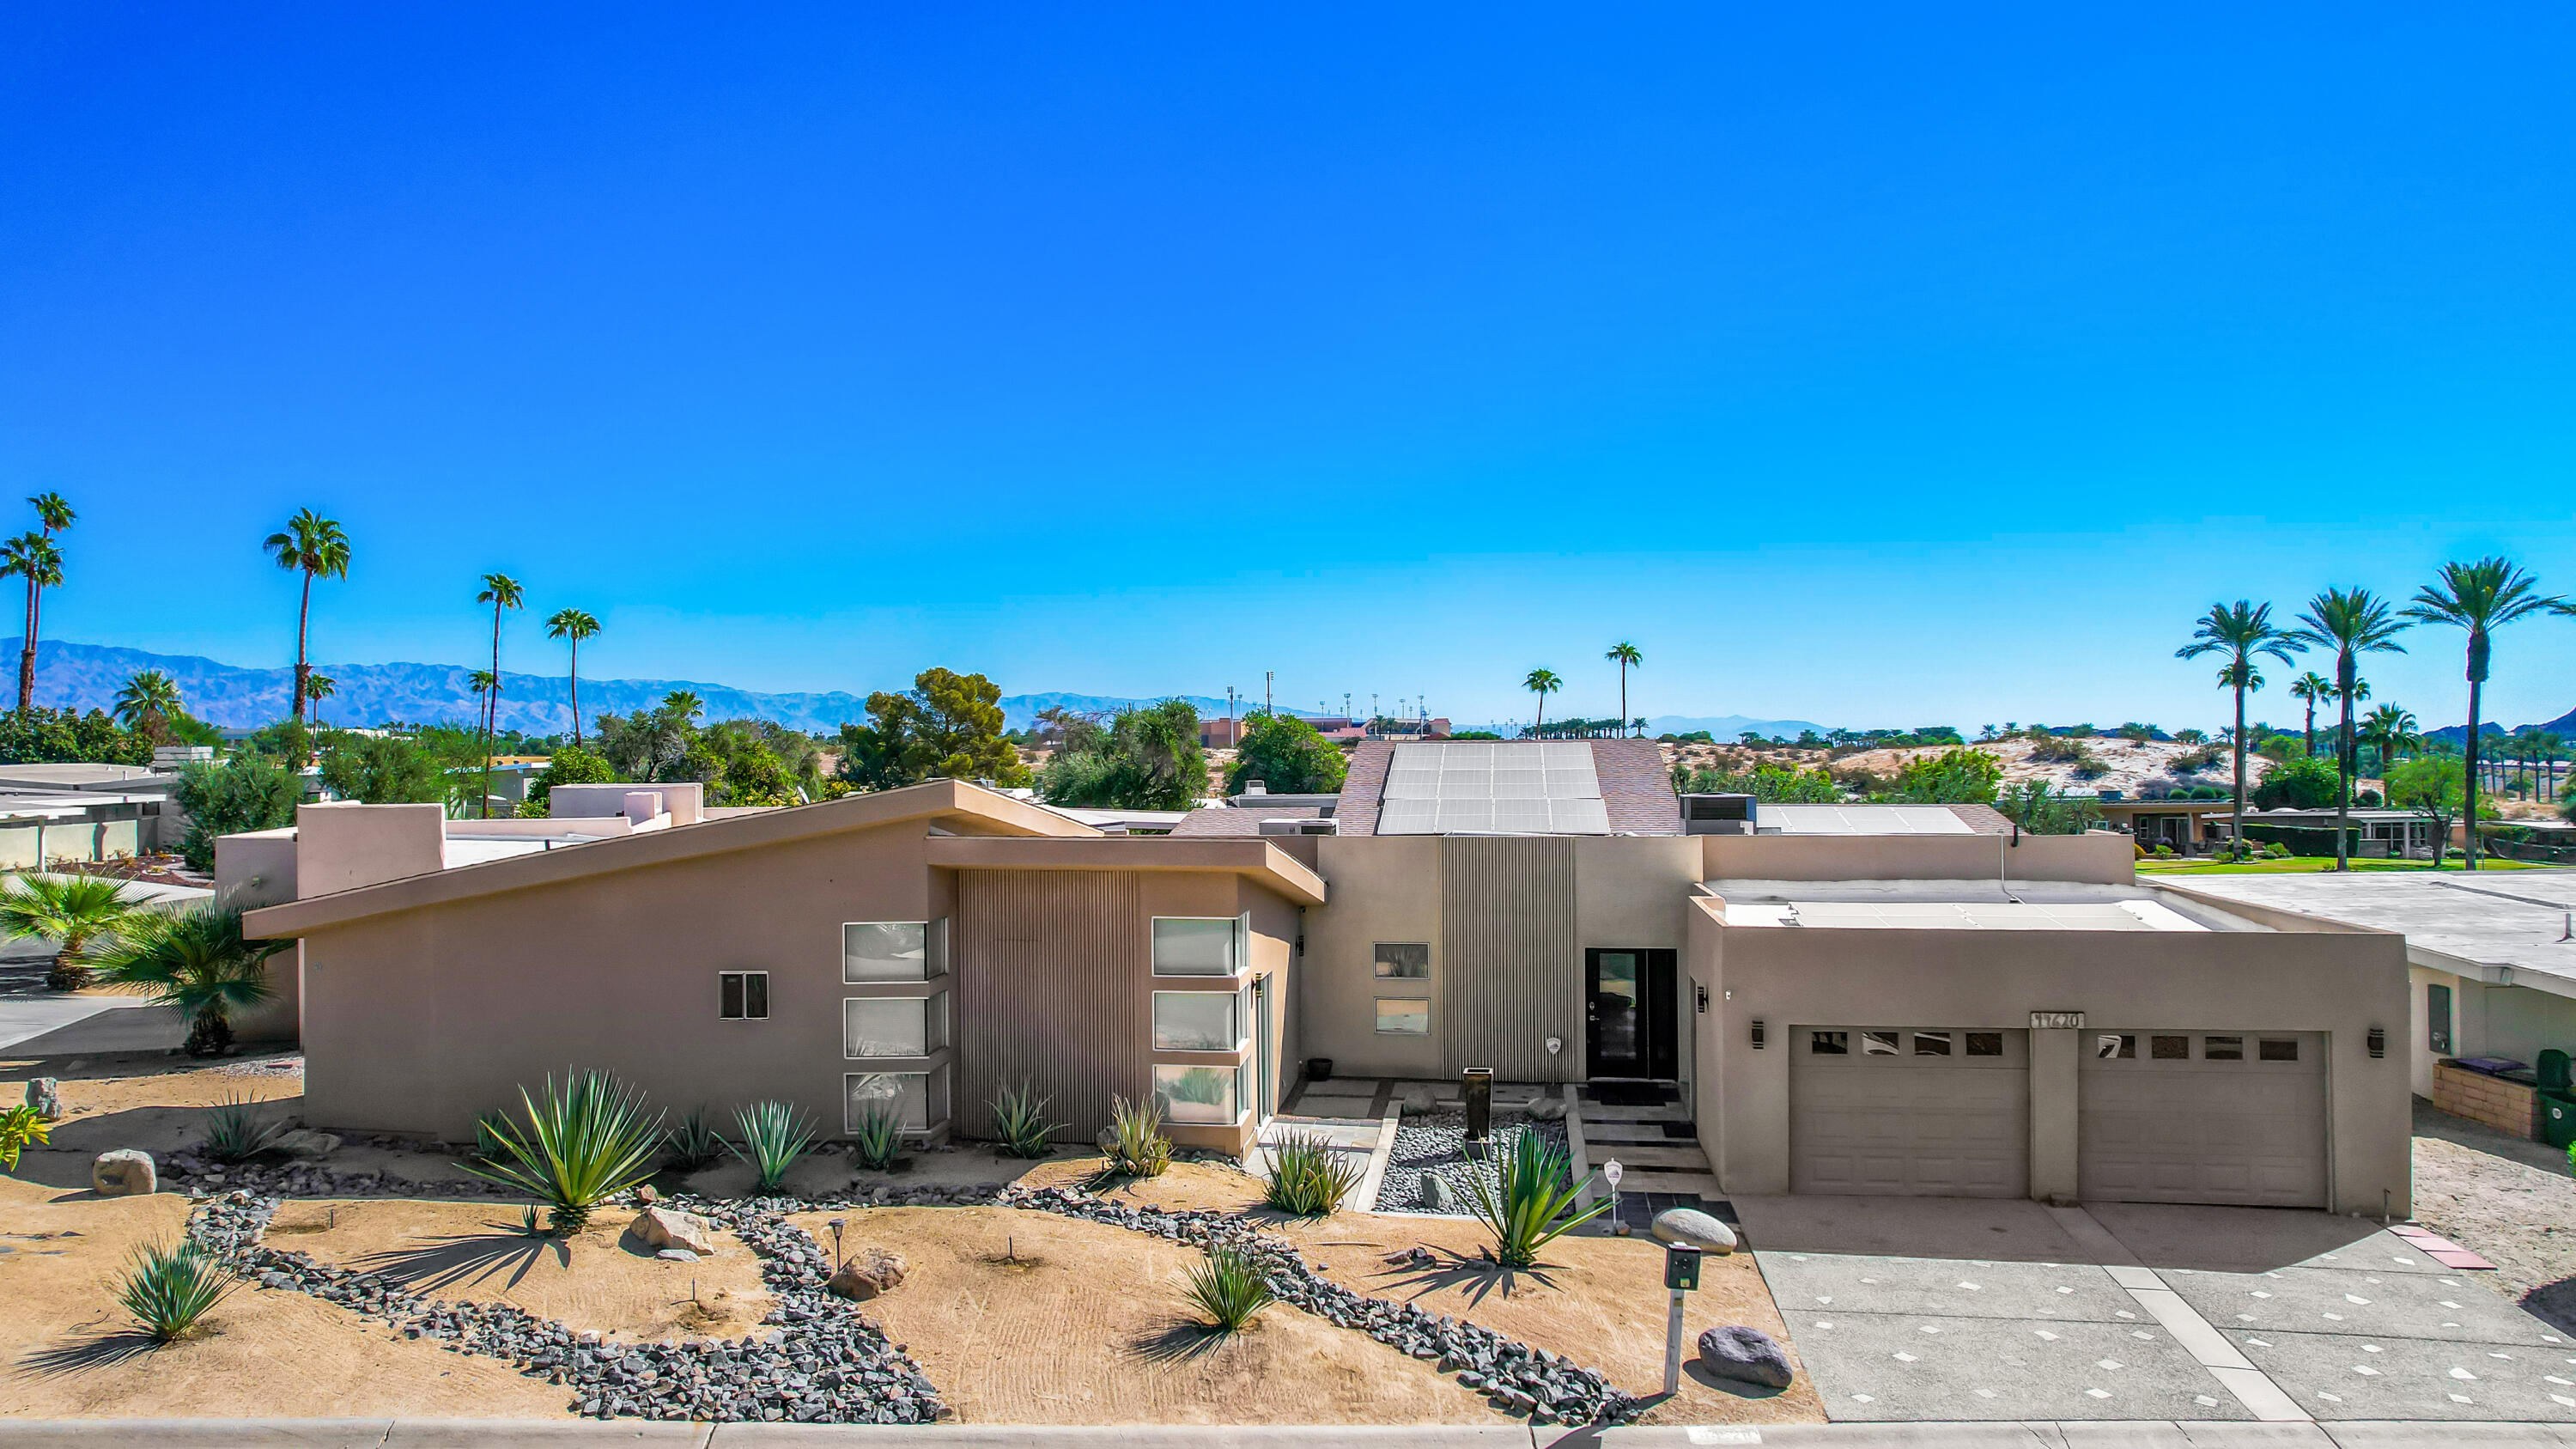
[1439,837,1579,1080]
[955,870,1145,1143]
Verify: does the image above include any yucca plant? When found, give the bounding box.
[461,1071,665,1235]
[1462,1130,1607,1269]
[1106,1093,1172,1178]
[201,1093,287,1164]
[1182,1243,1273,1330]
[664,1107,729,1172]
[731,1099,817,1191]
[1262,1130,1363,1215]
[118,1238,235,1342]
[0,1103,48,1172]
[849,1104,905,1171]
[990,1081,1058,1160]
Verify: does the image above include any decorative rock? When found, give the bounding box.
[272,1129,341,1160]
[93,1149,155,1196]
[635,1184,659,1205]
[1398,1086,1438,1115]
[656,1248,700,1263]
[628,1205,719,1255]
[25,1077,59,1121]
[825,1250,908,1301]
[1697,1324,1793,1388]
[1525,1095,1567,1122]
[1652,1208,1736,1254]
[1418,1173,1457,1213]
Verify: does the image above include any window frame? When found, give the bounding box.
[1373,996,1431,1036]
[842,992,947,1061]
[842,920,945,984]
[1372,942,1431,979]
[1151,916,1245,977]
[1153,1062,1241,1124]
[1151,989,1246,1052]
[719,970,769,1021]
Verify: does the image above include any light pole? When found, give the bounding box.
[1264,671,1273,719]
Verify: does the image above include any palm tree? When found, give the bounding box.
[474,574,526,818]
[263,510,351,727]
[29,493,73,538]
[88,900,284,1056]
[545,608,601,743]
[2403,559,2563,870]
[0,873,142,991]
[113,670,184,741]
[661,690,702,723]
[13,493,74,718]
[2359,704,2419,804]
[2177,601,2301,860]
[2288,589,2410,871]
[1604,642,1643,737]
[1522,668,1562,736]
[1,532,64,715]
[304,673,336,727]
[2288,672,2333,757]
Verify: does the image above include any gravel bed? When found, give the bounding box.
[1371,1111,1568,1215]
[1002,1182,1640,1426]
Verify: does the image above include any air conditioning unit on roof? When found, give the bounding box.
[1681,793,1756,836]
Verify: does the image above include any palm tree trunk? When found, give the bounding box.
[291,569,313,725]
[569,638,581,745]
[15,573,33,714]
[2465,678,2484,871]
[2231,679,2247,859]
[483,604,501,819]
[2334,661,2354,871]
[1618,667,1626,738]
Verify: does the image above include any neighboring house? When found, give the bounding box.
[2236,807,2445,859]
[2089,796,2241,852]
[231,737,2413,1215]
[0,761,186,861]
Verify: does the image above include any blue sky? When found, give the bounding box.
[3,5,2572,733]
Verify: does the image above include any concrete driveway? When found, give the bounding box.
[1735,1194,2576,1426]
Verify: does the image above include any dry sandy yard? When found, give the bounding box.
[2409,1105,2576,1333]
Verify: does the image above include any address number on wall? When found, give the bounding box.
[2030,1011,2086,1030]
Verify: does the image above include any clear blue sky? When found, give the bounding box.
[3,5,2571,732]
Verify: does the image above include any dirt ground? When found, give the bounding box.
[1015,1155,1268,1213]
[268,1197,772,1342]
[0,1175,571,1421]
[2409,1101,2576,1333]
[787,1204,1501,1425]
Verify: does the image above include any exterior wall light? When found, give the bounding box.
[1696,984,1710,1014]
[2367,1026,2386,1059]
[1750,1019,1766,1050]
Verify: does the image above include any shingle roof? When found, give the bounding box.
[1168,806,1323,837]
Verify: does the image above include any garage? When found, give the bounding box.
[2077,1029,2327,1208]
[1789,1026,2029,1196]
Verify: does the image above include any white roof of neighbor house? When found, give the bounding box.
[1722,898,2205,932]
[1759,805,1975,835]
[1376,740,1611,836]
[2162,870,2576,993]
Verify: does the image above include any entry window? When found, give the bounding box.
[1154,1063,1238,1123]
[1374,943,1430,978]
[1153,991,1242,1051]
[2150,1034,2190,1061]
[1375,998,1430,1035]
[2094,1033,2136,1060]
[2428,983,2453,1054]
[2258,1038,2300,1062]
[1913,1031,1952,1056]
[845,922,939,983]
[1862,1031,1900,1056]
[1152,917,1241,977]
[844,995,945,1058]
[1965,1032,2003,1056]
[845,1069,945,1133]
[720,971,769,1020]
[2205,1035,2244,1060]
[1811,1031,1849,1055]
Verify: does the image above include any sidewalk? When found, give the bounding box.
[2,1421,2573,1447]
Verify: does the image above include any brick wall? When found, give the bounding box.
[2433,1061,2541,1139]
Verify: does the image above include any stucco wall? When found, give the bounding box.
[1299,836,1444,1079]
[1703,831,2136,885]
[2415,966,2576,1093]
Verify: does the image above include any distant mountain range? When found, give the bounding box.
[1641,713,1830,740]
[2427,707,2576,746]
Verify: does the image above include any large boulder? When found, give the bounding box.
[1397,1085,1438,1115]
[826,1249,908,1301]
[272,1129,341,1160]
[1524,1095,1567,1122]
[1698,1324,1794,1388]
[25,1078,59,1122]
[1653,1207,1737,1254]
[92,1149,155,1197]
[627,1205,718,1256]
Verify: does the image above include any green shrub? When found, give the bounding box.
[1182,1244,1273,1330]
[118,1239,235,1342]
[1107,1093,1173,1178]
[0,1103,49,1171]
[2153,844,2175,859]
[1262,1130,1363,1215]
[462,1071,665,1235]
[664,1108,729,1172]
[201,1093,286,1164]
[849,1105,905,1171]
[991,1082,1058,1160]
[731,1099,817,1191]
[1463,1130,1607,1269]
[172,758,302,872]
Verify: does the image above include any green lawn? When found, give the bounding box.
[2136,855,2552,875]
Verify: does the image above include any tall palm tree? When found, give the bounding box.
[29,492,73,538]
[1604,642,1642,737]
[474,574,526,818]
[88,900,284,1056]
[545,608,601,743]
[1522,668,1562,736]
[2403,558,2563,870]
[1,532,63,714]
[113,669,185,740]
[2359,703,2419,805]
[2177,601,2301,859]
[2288,671,2333,757]
[263,510,351,727]
[2288,588,2410,871]
[304,673,336,727]
[0,873,141,991]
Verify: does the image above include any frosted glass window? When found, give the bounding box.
[844,1072,929,1133]
[845,922,931,983]
[1153,991,1240,1051]
[1152,917,1238,977]
[1375,998,1430,1036]
[1154,1063,1237,1123]
[1374,943,1430,978]
[844,995,944,1059]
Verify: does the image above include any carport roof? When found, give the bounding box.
[2160,869,2576,993]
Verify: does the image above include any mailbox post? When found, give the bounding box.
[1662,1243,1702,1394]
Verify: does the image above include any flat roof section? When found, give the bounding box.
[2163,869,2576,989]
[1759,804,1977,835]
[1720,898,2205,931]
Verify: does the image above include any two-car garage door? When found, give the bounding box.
[1789,1027,2030,1197]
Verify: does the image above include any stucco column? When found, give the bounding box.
[2028,1023,2080,1203]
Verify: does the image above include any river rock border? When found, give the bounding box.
[186,1190,947,1424]
[999,1183,1643,1426]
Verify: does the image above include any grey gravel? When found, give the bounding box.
[1371,1111,1568,1215]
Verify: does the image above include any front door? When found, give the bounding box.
[1587,948,1677,1078]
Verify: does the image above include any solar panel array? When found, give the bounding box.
[1376,741,1612,835]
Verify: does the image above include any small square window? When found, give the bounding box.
[1154,991,1242,1050]
[845,922,932,983]
[1374,943,1430,978]
[2204,1035,2244,1061]
[844,995,942,1058]
[2258,1038,2300,1062]
[1154,1063,1238,1123]
[2094,1033,2136,1060]
[2151,1034,2190,1061]
[1811,1031,1849,1055]
[1374,998,1430,1036]
[1965,1032,2003,1056]
[1862,1031,1900,1056]
[720,971,768,1020]
[1153,917,1239,977]
[1913,1031,1953,1056]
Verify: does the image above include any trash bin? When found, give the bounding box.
[2545,1091,2576,1152]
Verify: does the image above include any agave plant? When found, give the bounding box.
[1182,1243,1273,1330]
[1106,1093,1172,1178]
[849,1104,905,1171]
[1262,1130,1363,1215]
[0,1103,48,1172]
[664,1107,729,1172]
[1462,1129,1607,1269]
[117,1238,236,1342]
[461,1071,665,1235]
[990,1081,1058,1160]
[201,1093,287,1164]
[731,1099,817,1191]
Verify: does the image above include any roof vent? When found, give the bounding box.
[1258,816,1336,836]
[1682,793,1756,836]
[1243,780,1267,795]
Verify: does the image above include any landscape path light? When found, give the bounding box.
[1603,1159,1625,1236]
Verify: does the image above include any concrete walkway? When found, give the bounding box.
[0,1418,2569,1446]
[0,994,182,1055]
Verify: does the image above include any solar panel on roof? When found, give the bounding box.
[1375,740,1612,834]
